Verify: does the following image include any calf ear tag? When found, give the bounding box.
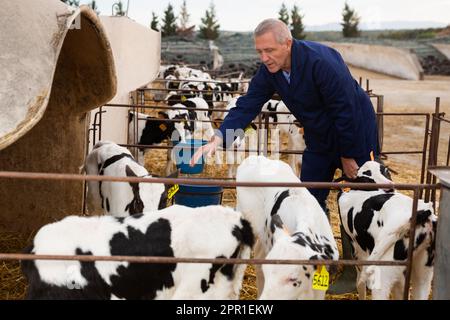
[159,123,167,132]
[244,124,255,134]
[167,184,179,199]
[312,265,329,291]
[299,127,304,135]
[370,151,375,161]
[181,95,187,102]
[338,180,351,193]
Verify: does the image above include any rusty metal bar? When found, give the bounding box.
[403,187,420,300]
[376,95,384,151]
[434,114,450,125]
[0,253,407,267]
[425,98,441,202]
[141,87,244,95]
[447,136,450,166]
[152,78,250,84]
[98,106,103,142]
[263,114,269,157]
[0,170,439,190]
[420,114,431,193]
[257,114,262,155]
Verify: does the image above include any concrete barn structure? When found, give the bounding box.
[0,0,160,234]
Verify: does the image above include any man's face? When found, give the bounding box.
[255,32,292,73]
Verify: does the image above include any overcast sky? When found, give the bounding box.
[78,0,450,31]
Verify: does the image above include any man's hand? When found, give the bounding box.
[189,135,222,167]
[341,157,359,179]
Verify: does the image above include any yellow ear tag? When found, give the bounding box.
[244,124,255,134]
[312,265,329,291]
[299,127,304,135]
[370,151,375,161]
[159,123,167,132]
[338,180,351,193]
[167,184,179,199]
[181,95,187,102]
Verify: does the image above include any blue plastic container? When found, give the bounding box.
[174,184,223,208]
[173,139,207,174]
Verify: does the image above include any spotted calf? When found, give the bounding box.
[338,160,437,300]
[236,155,338,299]
[21,205,254,300]
[83,141,173,217]
[262,100,305,175]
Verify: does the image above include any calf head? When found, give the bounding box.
[260,215,334,300]
[137,114,176,146]
[355,161,393,187]
[166,93,194,106]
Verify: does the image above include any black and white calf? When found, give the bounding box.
[128,108,191,166]
[165,94,216,141]
[83,141,173,217]
[338,161,437,300]
[262,100,305,175]
[236,155,338,299]
[21,205,255,300]
[215,97,258,178]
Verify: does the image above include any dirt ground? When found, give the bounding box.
[349,66,450,168]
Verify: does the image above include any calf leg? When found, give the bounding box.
[371,287,391,300]
[165,148,176,176]
[253,239,266,298]
[391,281,405,300]
[356,268,367,300]
[411,265,433,300]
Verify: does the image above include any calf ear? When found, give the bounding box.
[270,214,291,241]
[308,254,338,275]
[125,165,137,178]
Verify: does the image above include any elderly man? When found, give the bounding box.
[190,18,380,293]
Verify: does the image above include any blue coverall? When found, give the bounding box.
[219,40,379,209]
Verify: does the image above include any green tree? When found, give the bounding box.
[178,0,190,30]
[60,0,79,6]
[290,4,305,39]
[150,12,159,31]
[341,2,360,37]
[88,1,100,15]
[113,1,126,16]
[162,3,177,37]
[199,2,220,40]
[278,3,290,25]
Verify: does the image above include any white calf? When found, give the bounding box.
[83,141,170,217]
[338,161,437,300]
[262,100,305,176]
[22,205,255,300]
[215,97,258,178]
[236,155,338,299]
[165,94,216,141]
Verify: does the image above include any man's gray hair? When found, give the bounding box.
[254,19,292,43]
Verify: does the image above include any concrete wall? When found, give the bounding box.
[432,43,450,60]
[89,17,161,148]
[324,42,424,80]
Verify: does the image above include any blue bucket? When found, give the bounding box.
[174,184,223,208]
[173,139,207,174]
